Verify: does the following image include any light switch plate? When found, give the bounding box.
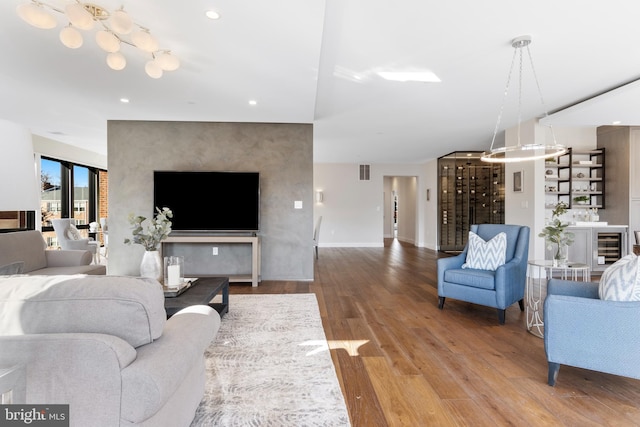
[294,201,303,209]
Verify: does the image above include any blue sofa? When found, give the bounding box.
[544,278,640,386]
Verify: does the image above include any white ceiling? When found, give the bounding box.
[2,0,640,164]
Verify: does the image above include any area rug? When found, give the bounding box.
[190,293,351,426]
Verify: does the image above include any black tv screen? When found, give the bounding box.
[154,171,260,232]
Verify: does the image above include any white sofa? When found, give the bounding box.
[0,274,220,426]
[0,230,105,275]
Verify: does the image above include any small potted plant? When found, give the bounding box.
[125,207,173,282]
[539,202,574,266]
[573,195,590,205]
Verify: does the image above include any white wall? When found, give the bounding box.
[422,159,439,250]
[0,120,39,212]
[314,163,429,247]
[33,135,107,169]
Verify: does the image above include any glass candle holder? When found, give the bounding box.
[164,256,184,288]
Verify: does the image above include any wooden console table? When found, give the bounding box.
[162,235,261,287]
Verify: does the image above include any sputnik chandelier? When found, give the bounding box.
[16,0,180,79]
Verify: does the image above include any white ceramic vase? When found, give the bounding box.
[140,250,163,282]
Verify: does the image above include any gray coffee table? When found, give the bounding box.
[164,276,229,319]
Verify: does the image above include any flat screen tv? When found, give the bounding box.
[154,171,260,233]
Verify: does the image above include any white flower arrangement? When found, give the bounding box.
[124,207,173,251]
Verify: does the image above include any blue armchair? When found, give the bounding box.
[437,224,530,324]
[544,278,640,386]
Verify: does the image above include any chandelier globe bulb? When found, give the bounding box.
[106,52,126,70]
[59,25,83,48]
[145,60,163,78]
[96,30,120,53]
[110,9,133,34]
[16,3,56,29]
[64,3,95,31]
[132,30,159,53]
[156,51,180,71]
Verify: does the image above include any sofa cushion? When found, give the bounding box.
[0,261,24,275]
[444,268,496,290]
[462,231,507,271]
[65,224,82,240]
[0,275,166,347]
[599,254,640,301]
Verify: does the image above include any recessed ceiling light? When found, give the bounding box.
[248,100,257,106]
[377,70,441,83]
[206,10,220,20]
[120,98,130,103]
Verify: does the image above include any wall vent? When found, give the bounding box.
[359,164,371,181]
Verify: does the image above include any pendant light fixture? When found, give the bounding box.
[16,1,180,79]
[481,35,566,163]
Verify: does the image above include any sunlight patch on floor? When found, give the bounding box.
[299,339,370,356]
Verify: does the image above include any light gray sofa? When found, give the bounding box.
[0,230,105,275]
[0,274,220,427]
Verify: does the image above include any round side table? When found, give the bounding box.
[526,260,590,338]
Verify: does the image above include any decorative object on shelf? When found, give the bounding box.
[539,202,574,266]
[481,35,566,163]
[573,195,590,205]
[546,169,553,175]
[576,172,585,178]
[16,1,180,78]
[125,207,173,281]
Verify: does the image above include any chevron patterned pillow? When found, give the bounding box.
[462,231,507,271]
[599,254,640,301]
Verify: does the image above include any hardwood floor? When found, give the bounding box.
[229,239,640,426]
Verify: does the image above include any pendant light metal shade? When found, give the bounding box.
[481,36,566,163]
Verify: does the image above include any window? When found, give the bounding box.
[40,157,107,248]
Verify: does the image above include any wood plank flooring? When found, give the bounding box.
[228,239,640,426]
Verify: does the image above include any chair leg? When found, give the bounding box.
[315,246,318,260]
[548,362,560,386]
[438,297,445,309]
[518,299,524,311]
[497,309,506,324]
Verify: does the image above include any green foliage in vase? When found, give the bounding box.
[573,195,590,203]
[538,202,574,250]
[124,207,173,251]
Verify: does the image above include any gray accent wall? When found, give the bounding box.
[107,121,314,281]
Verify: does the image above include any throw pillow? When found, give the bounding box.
[0,261,24,275]
[599,254,640,301]
[65,224,82,241]
[462,231,507,271]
